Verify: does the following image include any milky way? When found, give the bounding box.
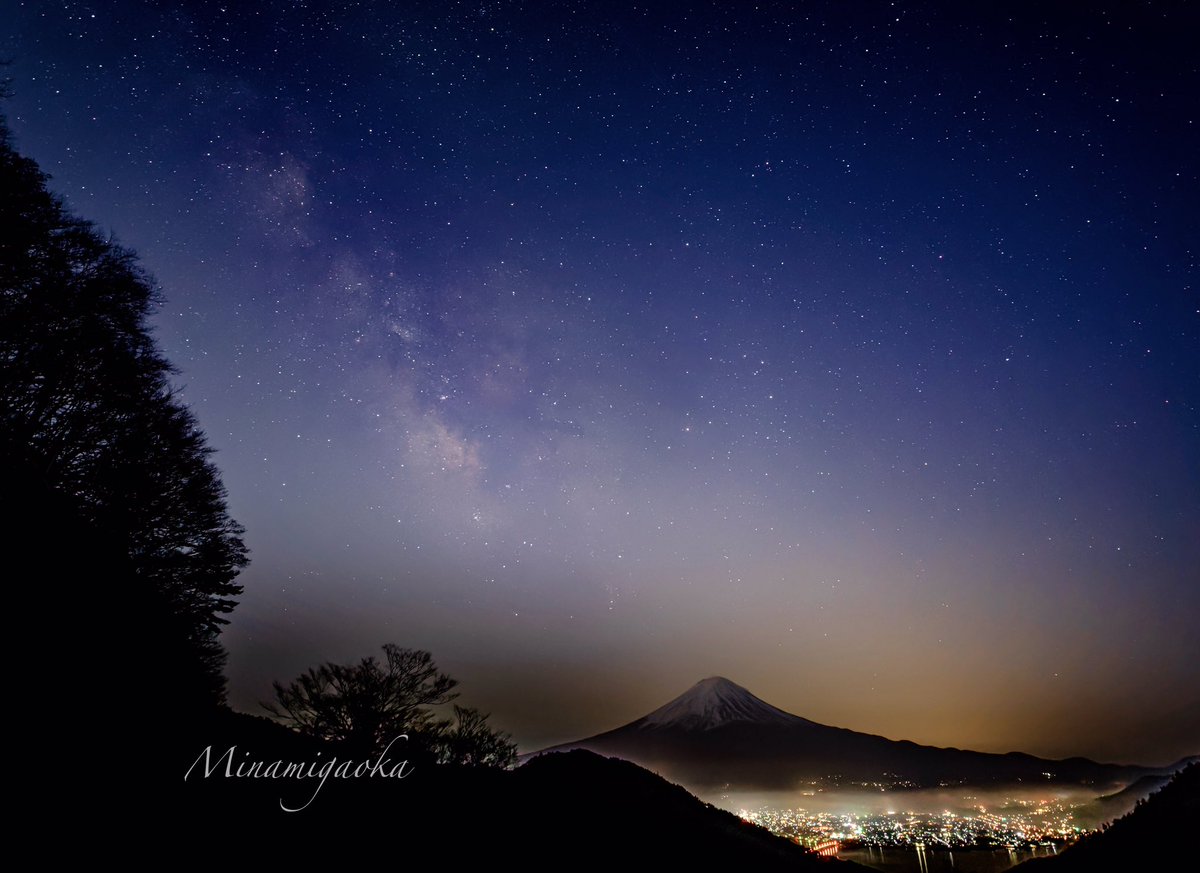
[8,1,1197,761]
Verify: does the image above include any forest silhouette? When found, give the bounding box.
[1,110,246,715]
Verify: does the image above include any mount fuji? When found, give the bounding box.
[530,677,1194,791]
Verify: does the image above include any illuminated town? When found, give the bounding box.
[740,795,1087,856]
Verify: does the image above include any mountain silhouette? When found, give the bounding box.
[1013,763,1197,870]
[1074,772,1178,829]
[532,677,1196,790]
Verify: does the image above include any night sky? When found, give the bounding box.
[8,1,1198,764]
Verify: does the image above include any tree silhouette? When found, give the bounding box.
[435,704,519,769]
[0,111,248,709]
[267,645,459,755]
[267,644,517,767]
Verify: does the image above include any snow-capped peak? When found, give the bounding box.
[638,676,809,731]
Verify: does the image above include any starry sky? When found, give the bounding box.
[7,1,1198,764]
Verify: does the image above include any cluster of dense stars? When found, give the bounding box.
[8,1,1197,760]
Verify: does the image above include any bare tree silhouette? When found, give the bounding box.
[267,644,516,766]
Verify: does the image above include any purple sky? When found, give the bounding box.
[7,0,1197,763]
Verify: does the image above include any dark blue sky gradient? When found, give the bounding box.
[8,1,1198,761]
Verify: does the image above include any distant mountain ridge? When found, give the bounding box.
[532,677,1197,791]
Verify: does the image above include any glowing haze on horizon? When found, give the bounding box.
[7,1,1197,764]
